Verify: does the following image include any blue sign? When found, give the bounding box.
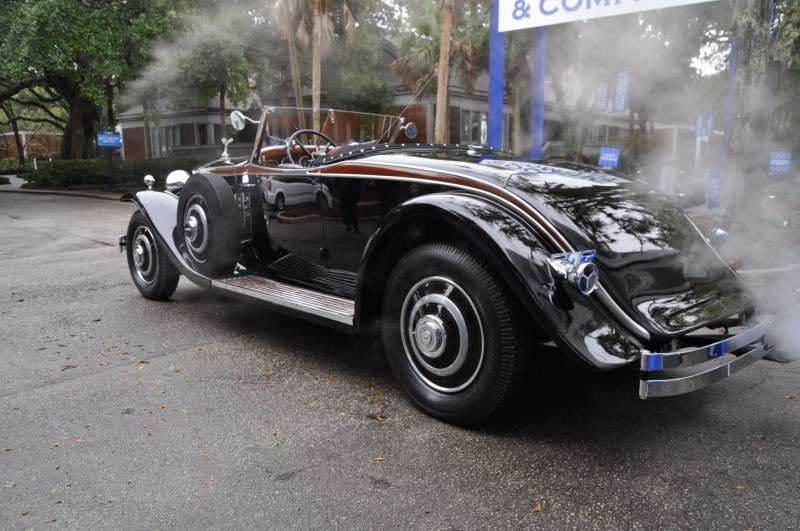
[705,167,723,209]
[498,0,722,32]
[769,151,792,174]
[598,146,620,169]
[97,132,122,148]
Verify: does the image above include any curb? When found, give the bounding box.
[0,186,124,201]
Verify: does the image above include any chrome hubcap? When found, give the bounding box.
[400,276,484,393]
[183,198,209,260]
[414,315,447,359]
[132,227,157,285]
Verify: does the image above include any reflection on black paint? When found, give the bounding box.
[508,174,756,334]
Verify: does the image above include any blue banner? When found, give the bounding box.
[613,71,630,113]
[705,167,722,209]
[595,75,609,112]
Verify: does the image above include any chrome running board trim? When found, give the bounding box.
[212,275,355,329]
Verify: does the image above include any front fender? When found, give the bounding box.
[128,190,210,289]
[359,192,641,369]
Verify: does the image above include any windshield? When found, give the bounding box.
[261,107,409,146]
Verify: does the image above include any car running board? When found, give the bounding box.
[211,275,355,332]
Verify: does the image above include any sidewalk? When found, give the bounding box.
[0,175,125,201]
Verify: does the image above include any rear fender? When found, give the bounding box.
[359,193,640,369]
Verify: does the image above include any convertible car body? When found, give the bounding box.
[120,107,778,424]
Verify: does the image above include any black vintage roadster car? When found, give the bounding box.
[121,107,777,425]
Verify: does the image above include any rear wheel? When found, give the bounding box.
[381,242,529,425]
[126,210,180,300]
[177,173,239,277]
[275,193,285,211]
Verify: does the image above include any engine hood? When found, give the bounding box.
[479,159,758,337]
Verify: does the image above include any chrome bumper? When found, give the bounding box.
[639,317,775,398]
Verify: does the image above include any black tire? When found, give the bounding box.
[381,242,529,425]
[177,173,239,277]
[275,193,285,211]
[126,210,180,300]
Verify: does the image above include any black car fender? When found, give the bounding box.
[356,192,642,369]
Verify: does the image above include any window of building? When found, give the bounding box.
[149,125,181,157]
[461,110,488,145]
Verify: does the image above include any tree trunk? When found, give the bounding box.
[720,0,772,220]
[311,0,322,130]
[10,117,25,165]
[60,92,99,160]
[434,1,453,144]
[286,24,306,129]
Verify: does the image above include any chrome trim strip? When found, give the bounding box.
[315,159,571,251]
[212,276,354,326]
[641,317,773,371]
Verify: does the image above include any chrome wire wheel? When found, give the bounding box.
[400,276,484,393]
[132,225,159,286]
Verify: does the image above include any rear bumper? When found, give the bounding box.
[639,317,775,398]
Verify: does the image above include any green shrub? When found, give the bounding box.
[0,157,22,174]
[21,158,210,189]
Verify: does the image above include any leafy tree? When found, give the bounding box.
[0,88,67,165]
[719,0,779,218]
[0,0,185,159]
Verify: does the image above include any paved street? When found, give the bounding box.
[1,190,799,529]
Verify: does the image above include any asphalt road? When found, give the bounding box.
[1,190,799,530]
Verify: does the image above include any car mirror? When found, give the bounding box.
[402,122,419,140]
[230,110,247,131]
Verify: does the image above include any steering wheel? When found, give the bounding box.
[285,129,337,166]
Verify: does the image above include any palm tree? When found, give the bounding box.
[273,0,306,129]
[392,1,486,143]
[295,0,356,129]
[434,0,454,144]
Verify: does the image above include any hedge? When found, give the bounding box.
[17,158,211,189]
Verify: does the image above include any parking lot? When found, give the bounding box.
[1,190,799,529]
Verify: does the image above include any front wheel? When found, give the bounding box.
[381,242,529,425]
[126,210,180,300]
